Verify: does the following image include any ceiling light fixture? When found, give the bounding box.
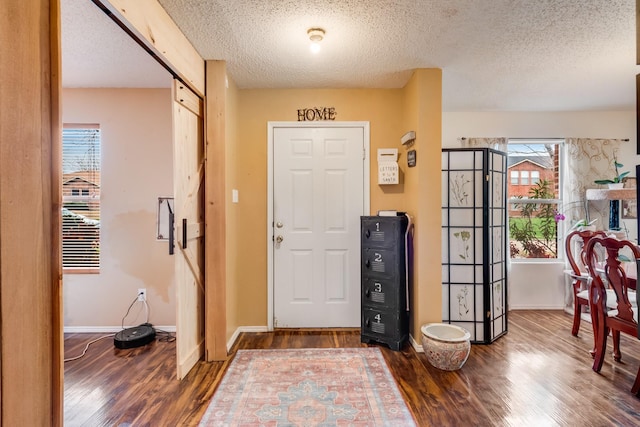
[307,28,325,54]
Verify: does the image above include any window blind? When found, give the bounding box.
[62,127,101,270]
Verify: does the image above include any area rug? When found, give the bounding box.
[198,348,416,426]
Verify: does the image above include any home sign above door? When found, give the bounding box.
[297,107,337,121]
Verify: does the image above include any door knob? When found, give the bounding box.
[276,235,284,243]
[276,222,284,228]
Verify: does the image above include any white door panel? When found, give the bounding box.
[273,126,366,327]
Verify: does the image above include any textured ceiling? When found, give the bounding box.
[61,0,172,88]
[62,0,638,111]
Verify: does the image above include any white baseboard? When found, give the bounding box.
[509,304,564,310]
[225,328,424,353]
[64,325,176,333]
[227,326,269,352]
[409,334,424,353]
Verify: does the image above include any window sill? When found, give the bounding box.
[510,259,564,265]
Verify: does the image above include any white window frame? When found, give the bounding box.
[510,170,519,185]
[62,124,101,273]
[508,139,564,261]
[531,170,540,184]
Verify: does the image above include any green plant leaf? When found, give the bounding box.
[618,171,630,180]
[594,157,630,184]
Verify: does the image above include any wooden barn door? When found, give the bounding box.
[172,80,205,379]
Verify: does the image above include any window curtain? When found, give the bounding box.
[459,137,507,152]
[563,138,624,234]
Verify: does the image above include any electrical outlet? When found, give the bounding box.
[137,288,147,302]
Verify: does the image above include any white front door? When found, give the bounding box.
[271,123,368,327]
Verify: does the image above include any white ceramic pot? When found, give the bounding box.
[421,323,471,371]
[607,183,624,189]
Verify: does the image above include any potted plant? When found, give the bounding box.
[594,155,629,189]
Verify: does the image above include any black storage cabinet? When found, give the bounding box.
[360,215,409,351]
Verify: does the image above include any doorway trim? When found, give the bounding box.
[266,121,370,330]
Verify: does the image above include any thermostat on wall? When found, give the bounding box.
[401,131,416,146]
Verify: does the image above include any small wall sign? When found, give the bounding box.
[377,148,399,185]
[407,150,417,167]
[297,107,337,121]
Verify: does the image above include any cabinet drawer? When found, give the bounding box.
[362,248,403,278]
[361,307,406,339]
[361,217,402,248]
[362,278,402,309]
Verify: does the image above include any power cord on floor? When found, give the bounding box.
[65,293,157,362]
[64,334,115,362]
[154,328,176,343]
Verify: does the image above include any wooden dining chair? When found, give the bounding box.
[565,229,606,337]
[585,236,640,396]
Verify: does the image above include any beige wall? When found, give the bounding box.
[63,86,635,340]
[61,73,445,343]
[63,88,175,328]
[59,87,640,344]
[401,70,443,339]
[233,88,403,328]
[442,110,638,310]
[442,111,635,146]
[229,72,443,340]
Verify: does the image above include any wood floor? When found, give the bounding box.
[64,310,640,426]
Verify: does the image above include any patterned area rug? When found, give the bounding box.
[199,348,416,426]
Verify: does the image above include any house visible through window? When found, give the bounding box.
[62,125,101,271]
[508,139,562,259]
